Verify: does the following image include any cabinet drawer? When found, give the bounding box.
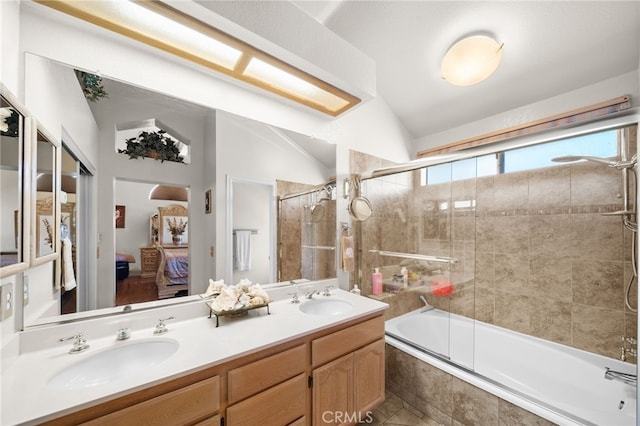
[226,373,306,426]
[82,376,220,425]
[312,315,384,367]
[228,344,306,404]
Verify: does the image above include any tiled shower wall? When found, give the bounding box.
[277,180,335,282]
[351,124,638,361]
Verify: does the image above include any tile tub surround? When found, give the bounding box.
[385,344,558,426]
[350,139,638,362]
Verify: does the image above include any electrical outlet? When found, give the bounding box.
[1,283,14,320]
[23,276,29,307]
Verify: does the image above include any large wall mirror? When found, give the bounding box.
[22,54,337,327]
[0,85,31,278]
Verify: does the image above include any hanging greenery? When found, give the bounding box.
[118,129,186,163]
[74,70,108,102]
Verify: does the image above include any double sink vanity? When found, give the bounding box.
[2,280,387,425]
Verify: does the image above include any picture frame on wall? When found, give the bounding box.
[205,189,212,214]
[115,205,126,228]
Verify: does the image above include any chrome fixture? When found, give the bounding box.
[604,367,637,387]
[621,336,637,361]
[59,333,90,354]
[419,295,434,313]
[323,286,334,296]
[153,316,175,335]
[117,328,131,341]
[305,290,320,299]
[369,249,458,264]
[287,293,300,304]
[551,154,637,169]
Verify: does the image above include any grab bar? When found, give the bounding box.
[301,245,336,251]
[369,250,458,264]
[604,367,637,387]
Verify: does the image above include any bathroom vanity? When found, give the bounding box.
[1,287,387,425]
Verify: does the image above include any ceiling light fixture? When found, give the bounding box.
[441,35,504,87]
[35,0,360,116]
[149,185,188,202]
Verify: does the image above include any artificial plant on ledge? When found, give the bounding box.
[74,70,108,102]
[118,129,186,163]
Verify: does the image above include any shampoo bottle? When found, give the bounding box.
[400,267,408,288]
[372,268,383,295]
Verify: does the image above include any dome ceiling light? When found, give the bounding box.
[441,35,504,87]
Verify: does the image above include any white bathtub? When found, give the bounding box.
[385,308,637,425]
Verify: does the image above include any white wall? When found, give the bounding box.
[23,54,99,167]
[232,182,271,284]
[0,0,21,95]
[415,71,640,153]
[215,111,332,282]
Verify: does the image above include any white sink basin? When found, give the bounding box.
[48,338,179,390]
[299,298,353,315]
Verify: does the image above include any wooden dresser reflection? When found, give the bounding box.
[140,246,158,278]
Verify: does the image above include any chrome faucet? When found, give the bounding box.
[604,367,637,387]
[305,289,320,299]
[154,316,175,335]
[59,333,90,354]
[322,286,334,296]
[419,294,434,312]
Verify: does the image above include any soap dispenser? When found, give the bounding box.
[372,268,383,295]
[351,284,361,295]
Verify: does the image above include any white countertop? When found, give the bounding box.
[1,288,387,425]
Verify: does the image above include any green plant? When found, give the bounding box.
[74,70,108,102]
[118,129,185,163]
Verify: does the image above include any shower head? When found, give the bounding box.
[551,155,636,169]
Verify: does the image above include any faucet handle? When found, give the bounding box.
[59,333,90,354]
[323,286,334,296]
[154,316,175,335]
[117,328,131,340]
[287,293,300,303]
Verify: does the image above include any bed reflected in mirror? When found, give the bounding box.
[114,179,189,306]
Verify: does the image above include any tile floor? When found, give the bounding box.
[363,390,441,426]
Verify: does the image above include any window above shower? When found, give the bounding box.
[421,129,619,186]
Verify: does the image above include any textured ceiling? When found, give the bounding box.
[294,1,640,139]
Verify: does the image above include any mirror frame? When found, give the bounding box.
[30,119,61,270]
[0,83,32,278]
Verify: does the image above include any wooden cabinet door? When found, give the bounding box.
[354,339,385,418]
[312,353,354,426]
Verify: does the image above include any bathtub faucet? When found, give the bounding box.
[419,294,434,312]
[604,367,637,387]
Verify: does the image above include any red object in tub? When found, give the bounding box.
[431,278,454,296]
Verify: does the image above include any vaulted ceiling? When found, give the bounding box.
[293,1,640,140]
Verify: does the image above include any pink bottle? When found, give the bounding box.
[372,268,383,295]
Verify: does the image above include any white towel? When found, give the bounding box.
[234,230,252,272]
[61,237,77,291]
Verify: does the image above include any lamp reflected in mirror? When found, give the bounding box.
[149,184,188,202]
